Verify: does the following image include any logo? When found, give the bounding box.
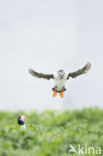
[69,144,101,155]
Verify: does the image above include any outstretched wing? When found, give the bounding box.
[67,62,91,79]
[29,69,54,80]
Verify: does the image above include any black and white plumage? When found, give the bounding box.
[29,69,54,80]
[17,115,27,129]
[29,62,91,95]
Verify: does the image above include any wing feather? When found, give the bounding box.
[29,69,54,80]
[67,62,91,79]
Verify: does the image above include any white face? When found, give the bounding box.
[57,70,65,79]
[20,115,26,121]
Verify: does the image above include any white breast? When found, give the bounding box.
[53,72,68,91]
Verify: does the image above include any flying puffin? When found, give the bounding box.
[17,115,27,129]
[29,62,91,98]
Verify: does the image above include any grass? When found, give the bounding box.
[0,108,103,156]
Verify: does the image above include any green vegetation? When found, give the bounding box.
[0,108,103,156]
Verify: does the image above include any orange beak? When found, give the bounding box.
[24,116,27,119]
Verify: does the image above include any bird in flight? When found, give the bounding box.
[29,62,91,98]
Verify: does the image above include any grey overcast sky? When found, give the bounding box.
[0,0,103,111]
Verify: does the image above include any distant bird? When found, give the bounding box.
[17,115,27,129]
[29,62,91,98]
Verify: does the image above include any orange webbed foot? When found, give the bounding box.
[59,91,64,98]
[52,89,57,97]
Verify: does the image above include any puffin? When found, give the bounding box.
[29,62,91,98]
[17,115,27,129]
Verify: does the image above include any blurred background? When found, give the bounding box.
[0,0,103,111]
